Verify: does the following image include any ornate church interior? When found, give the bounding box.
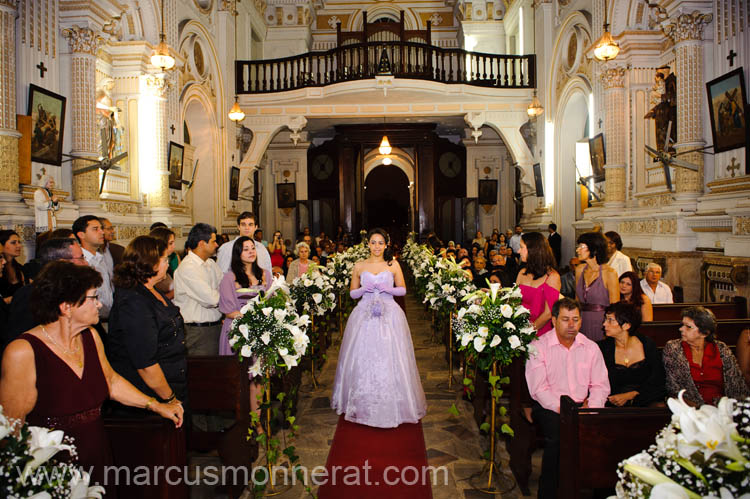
[1,0,749,497]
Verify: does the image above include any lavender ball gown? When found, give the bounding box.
[331,270,427,428]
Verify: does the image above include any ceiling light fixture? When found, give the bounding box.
[527,90,544,117]
[228,2,245,122]
[593,0,620,61]
[150,0,175,70]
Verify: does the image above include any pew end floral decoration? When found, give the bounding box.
[229,275,311,375]
[289,267,337,317]
[0,405,105,499]
[614,392,750,499]
[423,256,476,313]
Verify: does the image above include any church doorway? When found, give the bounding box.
[364,165,410,247]
[184,96,218,227]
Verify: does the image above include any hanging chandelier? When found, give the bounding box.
[527,90,544,117]
[228,2,245,122]
[379,135,392,155]
[593,0,620,62]
[150,0,175,70]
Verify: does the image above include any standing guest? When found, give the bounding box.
[33,175,59,234]
[497,233,508,249]
[640,263,674,304]
[509,225,524,261]
[150,226,177,298]
[618,271,653,322]
[663,306,749,406]
[574,232,619,341]
[0,230,25,300]
[286,242,313,282]
[99,217,125,273]
[254,228,268,248]
[604,231,633,278]
[0,262,183,493]
[302,234,317,258]
[547,223,562,269]
[471,231,486,251]
[472,257,489,289]
[268,231,287,268]
[525,298,610,499]
[173,223,222,356]
[599,302,666,407]
[0,255,8,352]
[517,232,561,336]
[73,216,114,320]
[315,231,326,246]
[283,255,294,277]
[5,238,88,349]
[217,212,271,275]
[106,236,187,415]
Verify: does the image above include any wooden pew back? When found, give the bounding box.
[558,396,671,498]
[639,318,750,349]
[652,298,747,322]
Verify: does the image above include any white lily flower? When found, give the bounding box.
[468,304,482,315]
[457,308,468,320]
[504,321,517,331]
[303,278,313,286]
[312,293,323,304]
[261,332,271,344]
[68,470,105,499]
[500,304,513,318]
[248,361,263,378]
[650,483,691,499]
[447,296,456,304]
[490,335,501,347]
[477,326,489,338]
[228,336,238,348]
[278,347,289,357]
[514,305,530,317]
[240,345,253,358]
[461,333,473,347]
[239,324,249,339]
[281,354,298,368]
[24,427,74,478]
[240,303,251,315]
[473,336,486,353]
[262,307,273,317]
[488,282,501,302]
[273,308,287,322]
[508,335,521,349]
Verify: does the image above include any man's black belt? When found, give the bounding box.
[185,320,222,327]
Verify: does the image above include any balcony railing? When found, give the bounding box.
[235,42,536,94]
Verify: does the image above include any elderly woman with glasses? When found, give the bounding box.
[663,306,749,406]
[286,241,313,282]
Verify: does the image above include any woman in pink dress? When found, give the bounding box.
[516,232,561,336]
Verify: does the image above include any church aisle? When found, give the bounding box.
[249,291,538,498]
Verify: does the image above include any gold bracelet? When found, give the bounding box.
[165,391,176,403]
[145,397,156,411]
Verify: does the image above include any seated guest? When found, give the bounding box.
[599,302,666,407]
[525,297,610,499]
[0,262,182,492]
[663,306,749,406]
[604,231,633,278]
[106,236,188,415]
[286,242,313,282]
[472,257,489,288]
[0,230,25,300]
[640,263,673,304]
[618,271,653,322]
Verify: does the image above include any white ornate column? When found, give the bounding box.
[662,11,712,199]
[0,0,21,201]
[62,26,105,205]
[601,66,627,207]
[139,73,170,213]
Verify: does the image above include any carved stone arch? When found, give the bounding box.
[141,0,162,44]
[609,0,637,37]
[352,6,420,31]
[546,10,593,120]
[177,20,227,116]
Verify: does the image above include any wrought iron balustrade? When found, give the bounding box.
[235,42,536,94]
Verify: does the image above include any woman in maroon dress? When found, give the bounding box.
[0,261,183,491]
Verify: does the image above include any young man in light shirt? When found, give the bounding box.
[216,212,271,274]
[73,215,113,320]
[525,297,610,499]
[605,231,633,279]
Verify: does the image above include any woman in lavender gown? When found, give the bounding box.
[219,236,271,426]
[331,228,427,428]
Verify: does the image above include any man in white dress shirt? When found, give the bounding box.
[216,212,271,274]
[174,223,222,355]
[509,224,524,262]
[640,262,673,304]
[605,231,633,278]
[73,215,114,320]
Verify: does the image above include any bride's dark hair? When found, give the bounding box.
[367,228,394,266]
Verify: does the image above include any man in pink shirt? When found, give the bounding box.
[525,297,610,499]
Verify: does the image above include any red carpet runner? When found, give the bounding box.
[318,415,433,499]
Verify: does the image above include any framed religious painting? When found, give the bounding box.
[167,141,185,190]
[478,179,497,205]
[588,133,606,182]
[229,166,240,201]
[533,163,545,197]
[706,67,747,153]
[28,84,67,166]
[277,182,296,208]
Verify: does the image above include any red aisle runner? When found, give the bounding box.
[317,415,433,499]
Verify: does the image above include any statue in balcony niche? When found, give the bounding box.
[95,79,124,161]
[644,66,677,153]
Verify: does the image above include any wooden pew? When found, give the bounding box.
[506,357,541,496]
[652,297,747,322]
[558,396,670,498]
[187,356,259,499]
[639,318,750,349]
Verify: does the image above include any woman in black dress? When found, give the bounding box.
[106,236,188,414]
[599,302,666,407]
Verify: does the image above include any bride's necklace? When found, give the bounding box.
[42,326,83,368]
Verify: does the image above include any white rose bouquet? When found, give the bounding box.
[423,256,476,313]
[324,252,355,295]
[228,275,311,376]
[453,283,535,371]
[289,266,337,317]
[614,392,750,499]
[0,405,105,499]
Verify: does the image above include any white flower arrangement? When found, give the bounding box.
[422,256,476,313]
[229,275,311,376]
[0,406,105,499]
[614,392,750,498]
[289,266,337,317]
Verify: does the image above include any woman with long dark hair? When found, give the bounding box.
[331,228,426,428]
[618,271,653,322]
[218,236,270,427]
[575,231,620,341]
[516,232,561,335]
[0,230,25,300]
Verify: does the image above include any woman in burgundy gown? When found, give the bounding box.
[0,262,183,492]
[516,232,561,336]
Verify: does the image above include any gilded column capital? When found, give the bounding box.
[141,73,169,98]
[662,11,712,44]
[0,0,17,11]
[601,67,627,90]
[62,26,105,55]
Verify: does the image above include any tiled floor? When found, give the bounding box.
[237,293,541,498]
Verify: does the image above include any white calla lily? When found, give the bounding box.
[490,335,501,347]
